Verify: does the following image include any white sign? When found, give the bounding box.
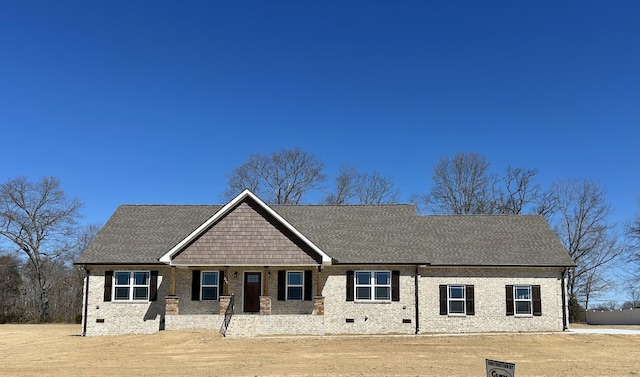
[486,359,516,377]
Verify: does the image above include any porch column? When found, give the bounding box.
[165,296,179,315]
[260,296,272,315]
[169,266,176,296]
[165,266,179,315]
[263,267,269,296]
[316,267,322,296]
[314,266,324,315]
[219,295,232,315]
[223,267,229,296]
[313,296,325,315]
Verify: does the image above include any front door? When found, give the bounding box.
[244,272,261,313]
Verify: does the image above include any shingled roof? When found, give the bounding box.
[77,196,574,267]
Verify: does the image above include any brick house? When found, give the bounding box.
[76,190,575,337]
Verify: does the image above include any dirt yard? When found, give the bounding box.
[0,325,638,376]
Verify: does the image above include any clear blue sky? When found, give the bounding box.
[1,1,638,228]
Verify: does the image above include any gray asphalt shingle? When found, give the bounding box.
[76,202,574,267]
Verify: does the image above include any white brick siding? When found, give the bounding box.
[419,267,565,333]
[82,265,566,336]
[82,266,168,336]
[322,266,416,335]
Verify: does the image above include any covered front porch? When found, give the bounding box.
[162,266,326,337]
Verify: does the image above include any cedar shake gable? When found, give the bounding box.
[171,198,322,265]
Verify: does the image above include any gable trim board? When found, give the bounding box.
[76,190,574,336]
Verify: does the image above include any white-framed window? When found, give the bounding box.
[114,271,149,301]
[201,271,219,301]
[355,271,391,301]
[514,285,532,315]
[440,284,474,315]
[286,271,304,300]
[448,285,465,314]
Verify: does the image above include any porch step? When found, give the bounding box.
[223,314,325,338]
[224,315,260,338]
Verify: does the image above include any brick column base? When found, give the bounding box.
[219,295,232,315]
[165,295,179,315]
[314,296,325,315]
[260,296,272,315]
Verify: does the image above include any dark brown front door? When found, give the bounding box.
[244,272,261,313]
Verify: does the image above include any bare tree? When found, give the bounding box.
[0,254,22,323]
[427,152,497,214]
[324,165,358,205]
[497,167,541,214]
[324,165,399,205]
[225,148,326,204]
[625,202,640,284]
[0,177,82,322]
[545,179,625,309]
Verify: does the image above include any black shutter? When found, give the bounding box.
[104,271,113,302]
[304,270,312,301]
[150,271,158,301]
[505,285,514,316]
[391,270,400,301]
[192,270,200,301]
[277,270,286,301]
[346,270,354,301]
[532,285,542,316]
[218,270,225,299]
[439,285,447,315]
[465,285,475,315]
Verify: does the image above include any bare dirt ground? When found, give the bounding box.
[1,324,638,377]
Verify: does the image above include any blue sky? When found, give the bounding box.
[1,1,638,228]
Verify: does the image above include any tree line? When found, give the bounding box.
[1,149,638,323]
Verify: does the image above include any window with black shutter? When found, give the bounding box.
[440,284,474,315]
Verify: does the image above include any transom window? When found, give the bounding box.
[201,271,219,301]
[286,271,304,300]
[448,285,465,314]
[355,271,391,301]
[114,271,149,301]
[514,285,532,315]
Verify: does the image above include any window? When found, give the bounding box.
[355,271,391,301]
[277,270,312,301]
[439,284,475,315]
[113,271,149,301]
[286,271,304,300]
[514,285,532,315]
[506,284,541,316]
[448,285,465,314]
[201,271,219,301]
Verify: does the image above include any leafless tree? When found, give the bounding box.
[625,202,640,284]
[497,167,541,214]
[0,177,82,322]
[0,254,22,323]
[426,152,498,214]
[324,165,399,205]
[225,148,326,204]
[621,288,640,309]
[323,165,358,205]
[545,179,625,308]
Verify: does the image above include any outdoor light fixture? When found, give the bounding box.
[234,271,238,278]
